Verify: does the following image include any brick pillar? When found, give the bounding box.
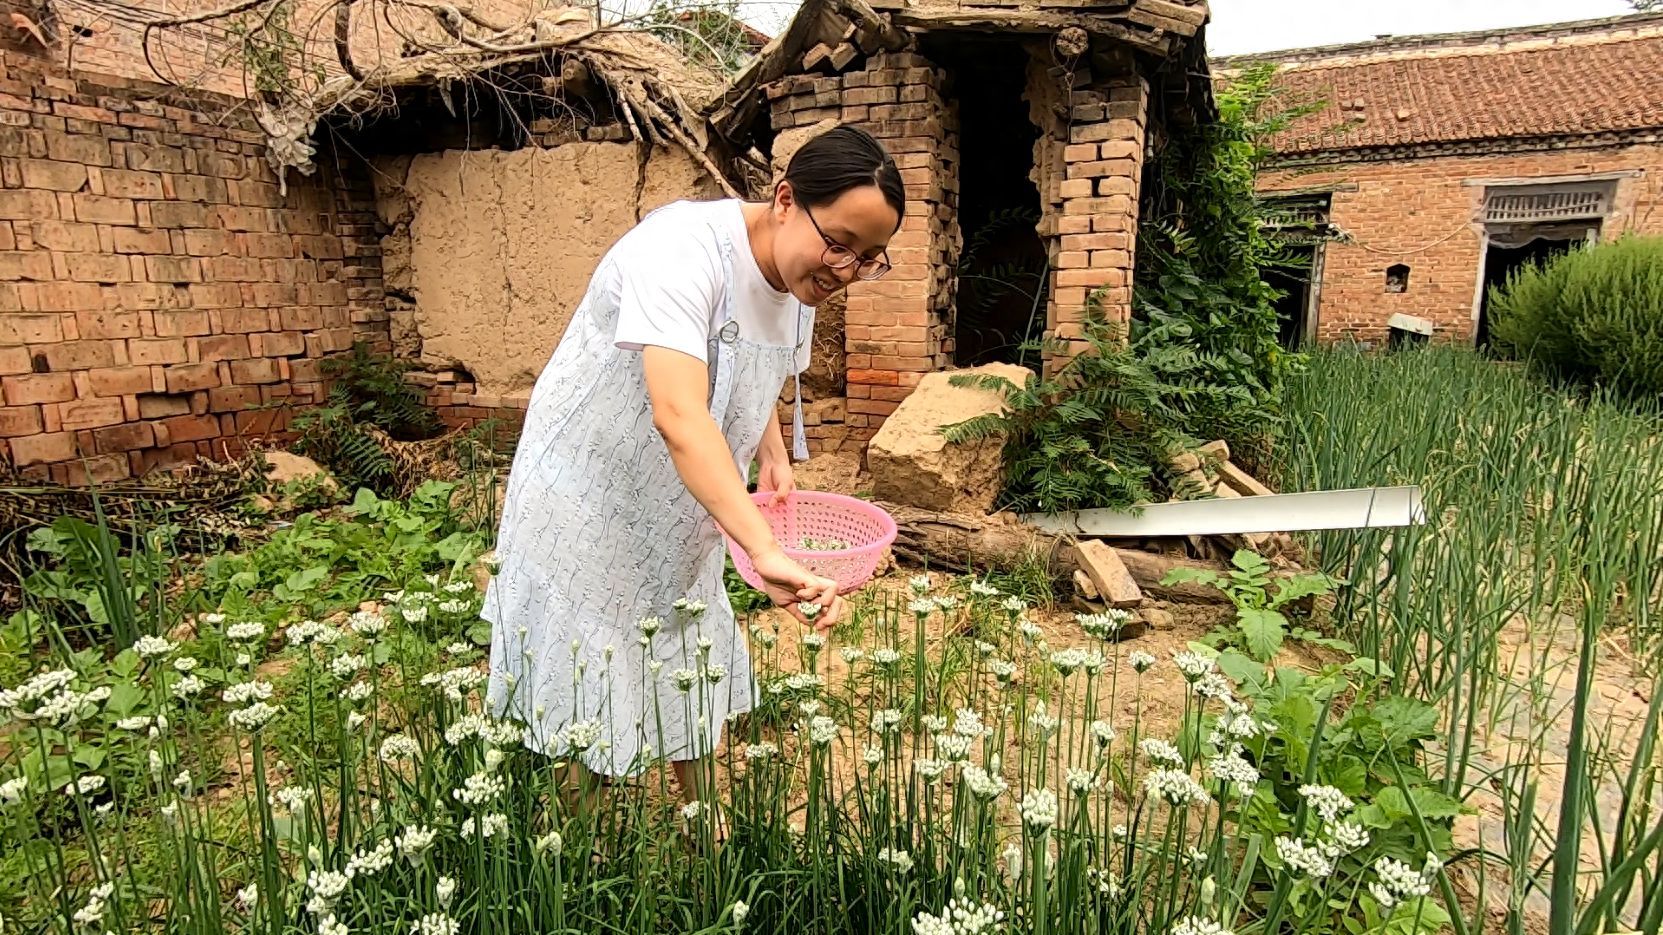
[766,51,958,446]
[1047,70,1146,366]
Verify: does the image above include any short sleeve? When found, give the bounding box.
[612,230,722,363]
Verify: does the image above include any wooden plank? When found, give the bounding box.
[1123,4,1200,36]
[1217,460,1276,497]
[1198,439,1229,462]
[884,8,1172,53]
[1073,539,1143,608]
[1136,0,1208,28]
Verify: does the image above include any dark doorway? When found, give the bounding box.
[1265,244,1317,349]
[1477,229,1589,347]
[948,43,1046,366]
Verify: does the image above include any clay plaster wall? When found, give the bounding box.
[373,142,722,395]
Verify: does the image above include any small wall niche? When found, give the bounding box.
[1385,263,1410,293]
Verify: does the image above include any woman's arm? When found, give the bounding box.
[756,403,795,506]
[643,347,838,626]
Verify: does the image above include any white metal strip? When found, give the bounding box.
[1020,486,1426,537]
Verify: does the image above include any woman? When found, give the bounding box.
[483,126,904,806]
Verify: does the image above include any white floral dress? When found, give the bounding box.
[483,212,809,778]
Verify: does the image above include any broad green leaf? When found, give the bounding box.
[1344,657,1395,679]
[1371,696,1441,744]
[284,566,329,594]
[229,570,260,591]
[1215,650,1265,688]
[1269,572,1336,608]
[1407,786,1466,820]
[1161,567,1220,587]
[104,681,144,717]
[1326,755,1368,797]
[71,746,105,769]
[1238,607,1286,661]
[1230,549,1270,574]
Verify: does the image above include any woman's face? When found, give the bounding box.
[772,182,900,306]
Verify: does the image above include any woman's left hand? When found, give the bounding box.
[756,453,796,506]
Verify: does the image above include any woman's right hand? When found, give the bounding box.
[748,547,843,630]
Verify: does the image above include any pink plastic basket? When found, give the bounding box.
[725,491,898,595]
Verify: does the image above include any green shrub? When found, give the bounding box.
[1488,234,1663,396]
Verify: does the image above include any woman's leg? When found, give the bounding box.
[670,757,729,843]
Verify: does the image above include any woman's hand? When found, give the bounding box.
[756,450,796,506]
[748,547,844,631]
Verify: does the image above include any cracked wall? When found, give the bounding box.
[373,142,721,395]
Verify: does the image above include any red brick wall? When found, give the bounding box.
[767,51,961,453]
[1261,143,1663,344]
[0,50,385,483]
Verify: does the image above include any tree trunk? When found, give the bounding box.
[878,501,1230,604]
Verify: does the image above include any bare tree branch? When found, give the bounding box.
[335,0,363,81]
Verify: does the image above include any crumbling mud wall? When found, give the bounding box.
[373,142,722,396]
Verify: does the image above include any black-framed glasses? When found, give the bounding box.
[803,204,892,281]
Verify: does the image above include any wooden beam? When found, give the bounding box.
[884,8,1172,54]
[1122,5,1198,37]
[1134,0,1208,30]
[829,41,860,70]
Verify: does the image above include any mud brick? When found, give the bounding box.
[183,228,236,256]
[137,393,190,419]
[208,384,259,412]
[164,362,219,393]
[243,233,293,258]
[97,168,162,199]
[37,337,114,370]
[75,309,141,339]
[249,331,304,357]
[43,131,110,167]
[152,309,210,337]
[167,173,228,203]
[112,282,184,310]
[1096,176,1136,197]
[20,159,88,192]
[94,420,153,452]
[1058,178,1094,198]
[0,189,60,220]
[57,453,131,484]
[159,412,217,442]
[144,255,202,284]
[1090,249,1131,268]
[127,338,188,365]
[65,253,130,283]
[215,308,269,333]
[253,283,299,309]
[7,430,76,465]
[229,357,279,384]
[0,403,42,436]
[215,205,269,231]
[148,202,210,228]
[85,364,152,396]
[296,236,343,260]
[124,145,186,174]
[58,395,124,429]
[0,345,29,375]
[0,312,63,344]
[72,194,136,226]
[0,250,55,281]
[106,227,170,255]
[197,334,248,361]
[30,220,100,253]
[202,256,263,281]
[1062,142,1099,161]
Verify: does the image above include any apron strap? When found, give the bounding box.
[791,304,809,462]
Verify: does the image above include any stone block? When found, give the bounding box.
[866,362,1030,514]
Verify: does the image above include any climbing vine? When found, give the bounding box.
[1132,61,1322,471]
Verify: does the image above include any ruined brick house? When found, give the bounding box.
[1,0,1214,481]
[1231,13,1663,347]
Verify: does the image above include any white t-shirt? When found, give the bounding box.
[610,199,813,374]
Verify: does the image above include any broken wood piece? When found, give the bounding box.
[1072,539,1143,608]
[802,42,834,69]
[1072,569,1099,601]
[829,41,859,70]
[1112,548,1231,605]
[1217,460,1276,497]
[1198,439,1229,462]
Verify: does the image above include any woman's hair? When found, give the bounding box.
[783,125,905,222]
